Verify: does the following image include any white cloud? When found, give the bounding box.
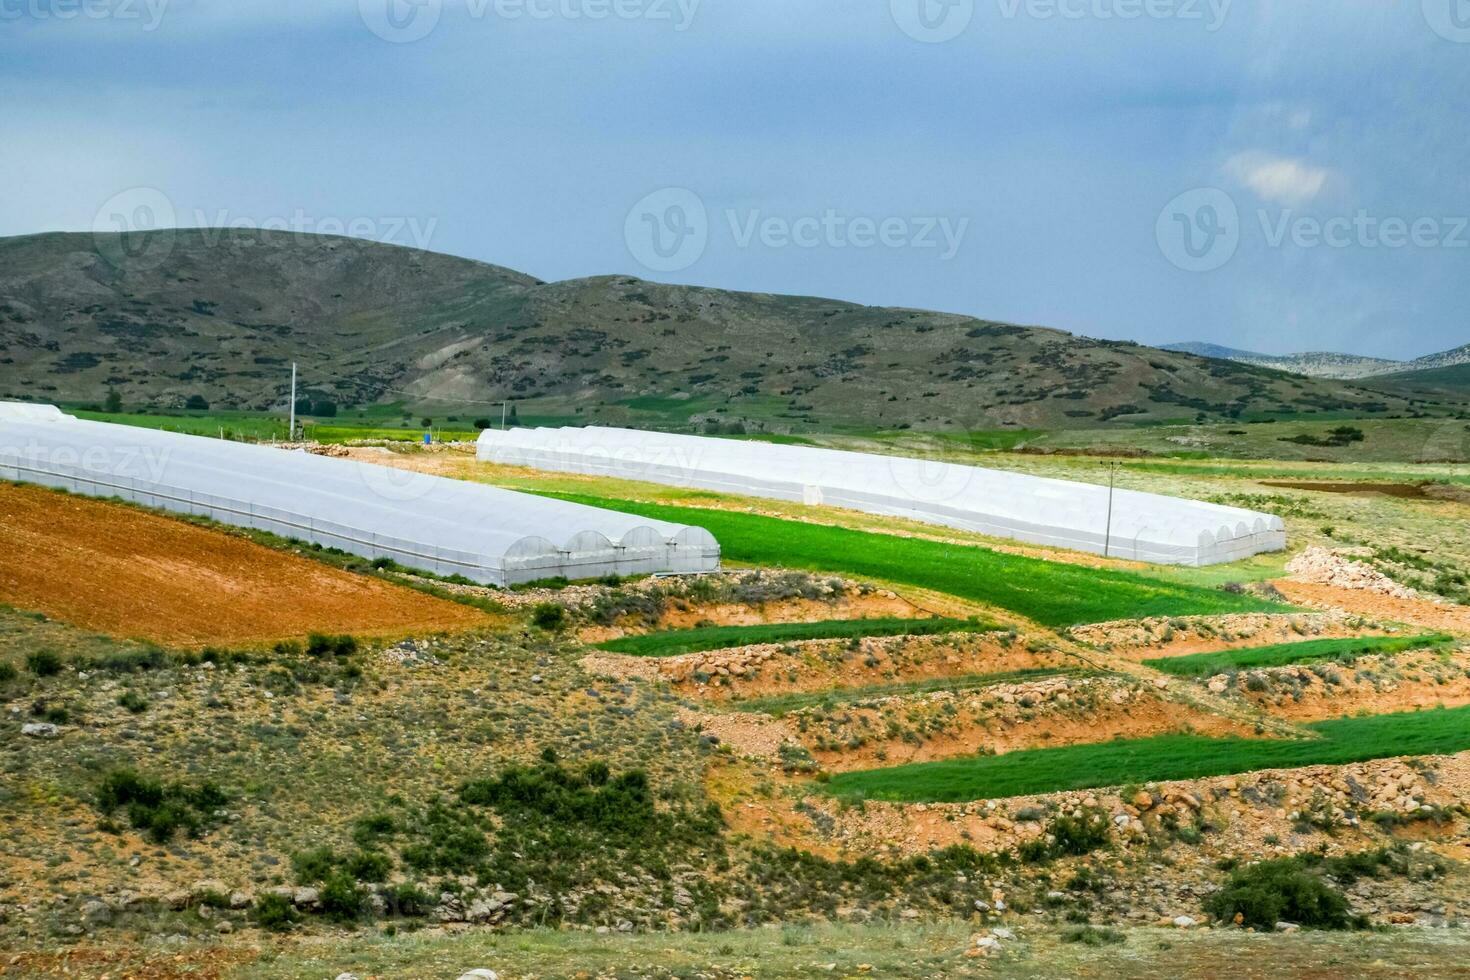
[1224,152,1334,206]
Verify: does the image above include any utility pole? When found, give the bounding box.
[288,362,297,442]
[501,401,508,431]
[1101,461,1121,557]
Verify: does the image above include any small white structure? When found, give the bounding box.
[478,426,1286,567]
[0,404,718,586]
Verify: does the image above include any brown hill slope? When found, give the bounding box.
[0,230,1448,431]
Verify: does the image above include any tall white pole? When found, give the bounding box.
[289,363,297,441]
[1102,461,1117,557]
[501,401,508,431]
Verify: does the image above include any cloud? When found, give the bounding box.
[1224,152,1334,206]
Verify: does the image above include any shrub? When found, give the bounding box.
[292,846,339,884]
[26,650,62,677]
[1204,857,1360,930]
[118,690,149,714]
[305,633,359,657]
[252,893,298,932]
[96,768,229,844]
[0,663,16,683]
[319,871,368,923]
[531,603,567,631]
[383,882,433,917]
[1063,926,1125,946]
[345,849,393,883]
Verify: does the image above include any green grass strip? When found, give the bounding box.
[729,667,1098,716]
[547,492,1286,628]
[1144,633,1456,678]
[825,704,1470,802]
[594,617,994,657]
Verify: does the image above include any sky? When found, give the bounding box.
[2,0,1467,359]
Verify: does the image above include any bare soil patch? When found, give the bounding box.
[1273,580,1470,635]
[0,483,486,646]
[583,631,1071,701]
[787,676,1251,772]
[1070,612,1376,660]
[1226,650,1470,723]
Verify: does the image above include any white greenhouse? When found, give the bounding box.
[0,404,719,586]
[478,426,1286,567]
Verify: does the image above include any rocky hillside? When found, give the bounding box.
[1165,341,1470,382]
[0,230,1451,431]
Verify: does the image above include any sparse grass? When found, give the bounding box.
[729,668,1096,716]
[595,617,996,657]
[547,494,1287,627]
[826,704,1470,802]
[1144,633,1455,678]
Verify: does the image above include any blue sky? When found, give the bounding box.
[2,0,1466,358]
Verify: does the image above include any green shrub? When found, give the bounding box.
[95,768,228,844]
[319,871,367,923]
[1019,808,1111,863]
[252,893,298,932]
[306,633,359,657]
[1204,857,1360,930]
[531,603,567,631]
[118,690,149,714]
[1063,926,1125,946]
[0,663,16,683]
[384,882,433,917]
[292,846,339,884]
[345,850,393,883]
[25,650,62,677]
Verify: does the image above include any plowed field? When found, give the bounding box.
[0,483,487,645]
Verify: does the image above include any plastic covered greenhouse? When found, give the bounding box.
[0,405,719,586]
[479,426,1286,567]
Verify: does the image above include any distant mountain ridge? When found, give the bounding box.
[0,229,1460,431]
[1163,342,1470,381]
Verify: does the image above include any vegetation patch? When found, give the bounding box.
[596,617,995,657]
[730,667,1095,716]
[546,494,1285,627]
[1144,633,1454,677]
[95,768,230,843]
[825,704,1470,802]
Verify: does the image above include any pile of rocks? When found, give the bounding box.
[1286,547,1423,600]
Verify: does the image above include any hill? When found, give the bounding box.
[0,230,1452,432]
[1162,342,1407,380]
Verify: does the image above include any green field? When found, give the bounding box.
[729,668,1095,716]
[549,494,1286,627]
[825,704,1470,802]
[1144,634,1456,678]
[68,406,480,444]
[594,617,994,657]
